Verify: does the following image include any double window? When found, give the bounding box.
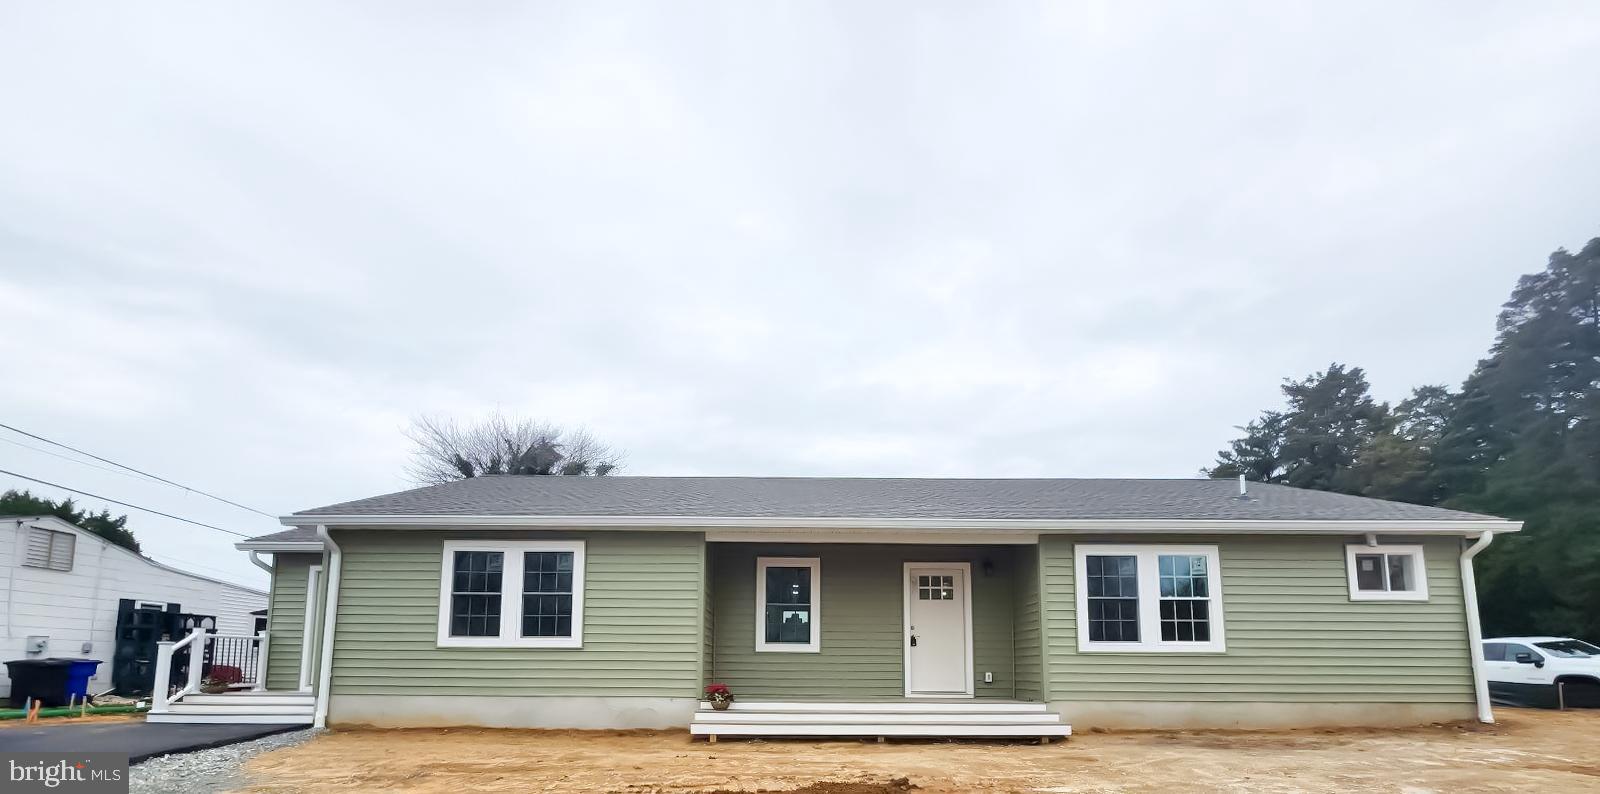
[1075,545,1225,652]
[436,540,585,648]
[755,557,820,653]
[1345,544,1428,601]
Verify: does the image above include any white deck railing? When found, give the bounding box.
[150,629,271,713]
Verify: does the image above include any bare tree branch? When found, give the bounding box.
[404,412,623,485]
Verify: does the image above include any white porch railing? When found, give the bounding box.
[150,629,271,713]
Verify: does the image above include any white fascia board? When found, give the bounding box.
[233,541,327,552]
[279,514,1522,535]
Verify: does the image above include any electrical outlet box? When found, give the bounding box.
[81,641,93,654]
[984,671,993,683]
[25,636,47,654]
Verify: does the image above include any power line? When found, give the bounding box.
[0,436,168,486]
[0,422,275,519]
[0,468,253,539]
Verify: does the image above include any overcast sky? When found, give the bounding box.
[2,2,1598,590]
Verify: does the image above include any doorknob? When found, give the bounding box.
[909,635,918,647]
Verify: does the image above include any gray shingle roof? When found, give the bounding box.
[258,476,1503,543]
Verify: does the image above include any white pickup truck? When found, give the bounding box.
[1483,636,1600,708]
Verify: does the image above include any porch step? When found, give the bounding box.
[690,701,1070,740]
[698,701,1048,713]
[146,691,315,725]
[162,704,314,716]
[147,713,313,725]
[181,694,314,707]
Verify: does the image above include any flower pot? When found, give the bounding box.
[200,682,229,694]
[711,700,731,711]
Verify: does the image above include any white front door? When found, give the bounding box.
[904,563,973,697]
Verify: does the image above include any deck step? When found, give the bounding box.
[693,711,1064,724]
[689,722,1071,738]
[181,694,314,707]
[147,713,313,725]
[699,701,1048,713]
[165,704,314,716]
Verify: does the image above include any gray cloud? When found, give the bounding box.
[2,1,1598,587]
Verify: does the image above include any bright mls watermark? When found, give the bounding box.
[3,753,128,792]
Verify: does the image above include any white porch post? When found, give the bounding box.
[254,630,271,692]
[150,640,175,713]
[185,629,206,694]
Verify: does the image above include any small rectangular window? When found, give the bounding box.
[1345,544,1429,601]
[23,527,75,571]
[756,557,821,652]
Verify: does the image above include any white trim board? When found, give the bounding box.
[902,561,975,698]
[299,565,322,691]
[278,515,1520,535]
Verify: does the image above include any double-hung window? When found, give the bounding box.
[755,557,820,653]
[1075,544,1225,652]
[1345,544,1428,601]
[437,540,585,648]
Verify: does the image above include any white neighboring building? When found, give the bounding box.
[0,515,267,697]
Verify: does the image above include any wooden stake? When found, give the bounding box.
[708,734,717,744]
[26,700,41,723]
[1040,736,1050,745]
[877,736,886,744]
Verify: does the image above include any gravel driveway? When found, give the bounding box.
[131,728,314,793]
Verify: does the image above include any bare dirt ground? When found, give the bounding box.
[240,708,1599,793]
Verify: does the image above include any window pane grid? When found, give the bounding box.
[449,551,504,637]
[1086,555,1140,642]
[521,551,575,638]
[916,574,954,600]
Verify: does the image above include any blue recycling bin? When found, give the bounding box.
[62,659,102,703]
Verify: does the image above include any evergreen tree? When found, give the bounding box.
[1207,364,1385,492]
[1208,236,1600,639]
[0,489,142,553]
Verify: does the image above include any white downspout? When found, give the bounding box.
[313,526,343,730]
[1460,531,1495,724]
[248,551,273,575]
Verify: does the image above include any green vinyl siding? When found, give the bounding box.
[1013,544,1044,701]
[265,553,319,691]
[710,544,1019,699]
[328,529,704,697]
[1040,534,1475,703]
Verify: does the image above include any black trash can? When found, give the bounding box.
[5,658,75,708]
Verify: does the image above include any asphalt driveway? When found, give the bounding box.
[0,720,299,763]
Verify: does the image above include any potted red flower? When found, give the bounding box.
[704,683,734,710]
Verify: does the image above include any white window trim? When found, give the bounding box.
[1074,544,1227,653]
[755,556,821,653]
[1345,543,1429,602]
[436,539,586,648]
[299,564,322,691]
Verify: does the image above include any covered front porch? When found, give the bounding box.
[699,538,1068,739]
